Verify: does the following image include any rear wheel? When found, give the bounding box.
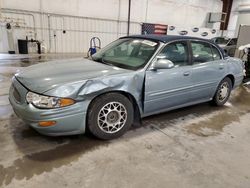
[87,93,134,140]
[212,77,232,106]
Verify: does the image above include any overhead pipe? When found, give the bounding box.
[0,16,25,24]
[127,0,131,36]
[238,4,250,12]
[1,8,139,24]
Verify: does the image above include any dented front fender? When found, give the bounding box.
[44,70,146,115]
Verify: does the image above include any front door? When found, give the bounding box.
[144,41,193,115]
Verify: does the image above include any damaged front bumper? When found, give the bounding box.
[9,77,88,136]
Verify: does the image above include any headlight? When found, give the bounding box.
[26,91,75,109]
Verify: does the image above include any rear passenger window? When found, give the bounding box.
[211,46,221,60]
[159,41,188,67]
[191,42,213,63]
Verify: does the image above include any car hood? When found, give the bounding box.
[15,58,132,93]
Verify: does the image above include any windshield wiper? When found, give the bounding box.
[92,56,115,67]
[101,56,115,66]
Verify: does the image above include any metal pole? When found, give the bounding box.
[48,14,51,53]
[117,0,121,38]
[127,0,131,36]
[145,0,148,23]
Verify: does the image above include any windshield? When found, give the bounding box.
[92,38,159,70]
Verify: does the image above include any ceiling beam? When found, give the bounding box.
[220,0,233,31]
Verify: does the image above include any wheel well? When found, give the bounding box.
[225,74,235,87]
[87,91,141,126]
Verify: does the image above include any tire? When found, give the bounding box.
[87,93,134,140]
[212,77,232,106]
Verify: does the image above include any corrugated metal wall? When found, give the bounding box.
[47,15,140,53]
[0,10,141,53]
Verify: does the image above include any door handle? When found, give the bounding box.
[183,71,190,76]
[219,63,224,70]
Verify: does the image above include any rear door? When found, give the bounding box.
[189,40,226,102]
[225,38,237,56]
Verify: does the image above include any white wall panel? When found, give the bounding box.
[0,0,223,53]
[226,0,250,37]
[0,25,8,52]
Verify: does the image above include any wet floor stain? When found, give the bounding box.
[0,132,108,186]
[186,86,250,137]
[186,111,240,136]
[230,86,250,108]
[0,54,84,67]
[0,110,111,187]
[0,73,17,79]
[0,96,9,106]
[0,105,12,120]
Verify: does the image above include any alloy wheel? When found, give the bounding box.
[97,102,127,134]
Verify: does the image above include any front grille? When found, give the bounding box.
[13,86,21,103]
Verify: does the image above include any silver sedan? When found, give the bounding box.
[9,35,245,139]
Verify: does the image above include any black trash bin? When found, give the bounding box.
[18,39,28,54]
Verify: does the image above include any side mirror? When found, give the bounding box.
[153,59,174,69]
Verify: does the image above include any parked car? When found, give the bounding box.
[9,35,245,139]
[211,37,238,57]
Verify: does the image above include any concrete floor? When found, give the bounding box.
[1,54,250,188]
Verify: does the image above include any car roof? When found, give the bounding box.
[121,34,211,43]
[120,34,225,58]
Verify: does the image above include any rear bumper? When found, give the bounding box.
[9,77,88,136]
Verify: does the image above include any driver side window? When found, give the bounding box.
[159,41,189,67]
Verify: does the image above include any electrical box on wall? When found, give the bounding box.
[208,12,226,23]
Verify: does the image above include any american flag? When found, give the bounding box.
[142,23,168,35]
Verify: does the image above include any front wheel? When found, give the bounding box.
[87,93,134,140]
[212,77,232,106]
